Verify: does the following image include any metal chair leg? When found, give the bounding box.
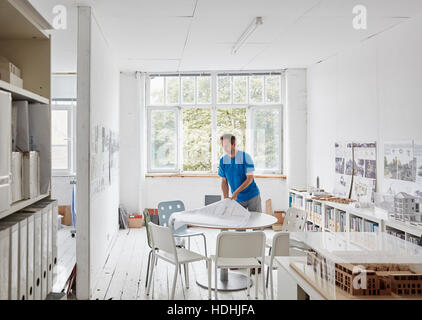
[145,250,152,288]
[170,264,178,300]
[266,247,272,288]
[201,234,208,268]
[146,254,156,296]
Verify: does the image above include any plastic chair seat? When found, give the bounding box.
[210,255,262,269]
[158,247,209,264]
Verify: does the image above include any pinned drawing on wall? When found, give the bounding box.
[383,140,422,199]
[351,142,377,203]
[334,142,353,198]
[90,125,119,197]
[334,142,377,203]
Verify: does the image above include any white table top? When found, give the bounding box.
[189,211,277,230]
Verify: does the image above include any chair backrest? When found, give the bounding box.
[149,222,177,256]
[281,207,306,232]
[205,195,222,206]
[157,200,186,233]
[271,232,290,257]
[143,208,153,248]
[216,231,266,259]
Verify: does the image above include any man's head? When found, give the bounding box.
[220,134,236,155]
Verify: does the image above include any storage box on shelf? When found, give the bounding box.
[289,188,422,246]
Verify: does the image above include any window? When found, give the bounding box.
[146,71,283,174]
[51,100,76,175]
[149,108,178,171]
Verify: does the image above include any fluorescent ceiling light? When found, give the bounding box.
[231,17,263,55]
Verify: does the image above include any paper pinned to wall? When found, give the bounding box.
[334,142,377,202]
[383,141,422,199]
[170,199,251,230]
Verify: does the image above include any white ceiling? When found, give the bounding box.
[29,0,422,73]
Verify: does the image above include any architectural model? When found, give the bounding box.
[307,250,422,297]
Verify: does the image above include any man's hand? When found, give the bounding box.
[231,191,239,201]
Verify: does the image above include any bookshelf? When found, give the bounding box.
[0,0,52,219]
[289,188,422,245]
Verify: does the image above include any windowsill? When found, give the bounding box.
[145,173,286,179]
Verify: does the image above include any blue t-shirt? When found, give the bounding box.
[218,150,260,203]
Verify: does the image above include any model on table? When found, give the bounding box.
[218,134,261,212]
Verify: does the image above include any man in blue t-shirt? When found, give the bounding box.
[218,134,262,212]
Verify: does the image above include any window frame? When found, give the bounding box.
[51,99,76,176]
[146,71,283,175]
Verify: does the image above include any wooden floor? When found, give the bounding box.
[53,226,76,293]
[91,227,280,300]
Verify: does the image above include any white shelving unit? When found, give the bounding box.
[289,189,422,245]
[0,0,52,219]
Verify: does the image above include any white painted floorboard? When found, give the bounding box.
[53,226,76,293]
[91,227,279,300]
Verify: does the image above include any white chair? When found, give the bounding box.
[211,231,266,300]
[265,207,309,288]
[146,222,211,300]
[261,232,289,299]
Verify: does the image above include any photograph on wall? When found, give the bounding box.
[351,142,377,202]
[335,157,345,174]
[384,141,415,182]
[352,176,376,203]
[334,142,353,197]
[415,141,422,185]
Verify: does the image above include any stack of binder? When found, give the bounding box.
[0,220,19,300]
[0,225,10,300]
[0,198,58,300]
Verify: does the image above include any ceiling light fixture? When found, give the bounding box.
[231,17,263,55]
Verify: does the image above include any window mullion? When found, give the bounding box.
[211,72,218,173]
[178,106,182,173]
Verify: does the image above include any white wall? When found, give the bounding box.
[307,13,422,193]
[76,7,120,299]
[119,73,141,213]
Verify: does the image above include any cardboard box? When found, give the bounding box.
[58,206,72,226]
[0,69,23,88]
[128,214,143,228]
[0,57,21,77]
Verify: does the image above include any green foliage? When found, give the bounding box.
[217,108,246,158]
[183,108,212,171]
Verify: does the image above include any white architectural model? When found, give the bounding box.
[394,192,420,222]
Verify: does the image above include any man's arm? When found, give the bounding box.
[221,178,229,199]
[231,173,254,201]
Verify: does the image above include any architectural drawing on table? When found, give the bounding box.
[394,192,421,223]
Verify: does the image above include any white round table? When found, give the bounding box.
[190,212,277,291]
